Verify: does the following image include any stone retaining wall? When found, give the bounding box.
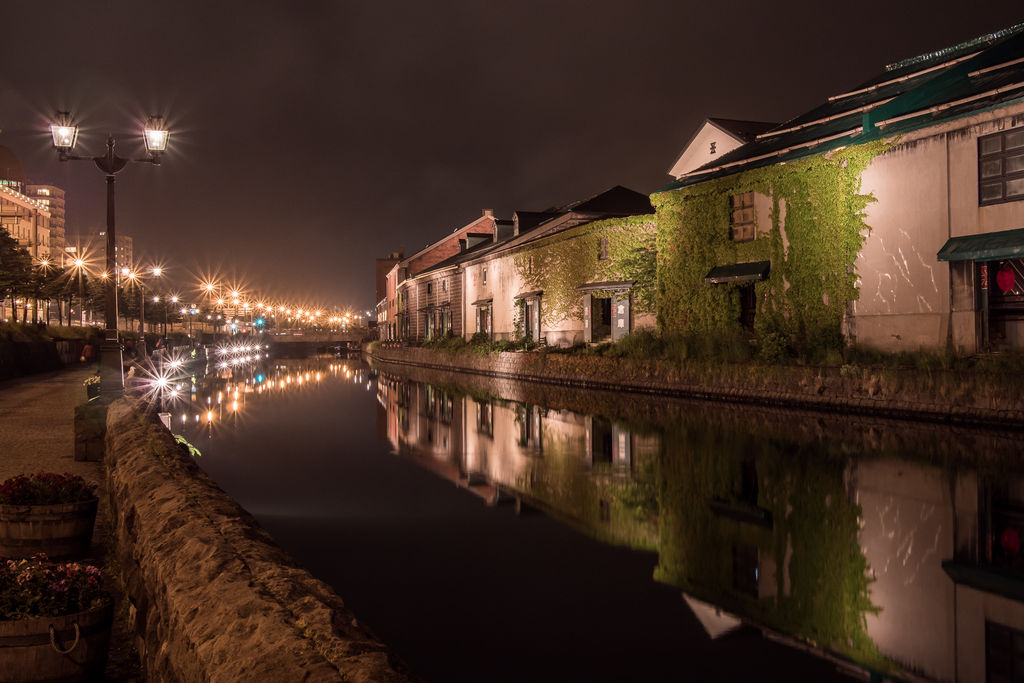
[369,345,1024,429]
[103,399,414,683]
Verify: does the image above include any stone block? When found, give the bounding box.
[73,401,107,462]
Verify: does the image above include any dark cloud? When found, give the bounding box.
[1,1,1021,305]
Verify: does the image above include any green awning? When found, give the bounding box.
[704,261,770,284]
[937,227,1024,262]
[942,560,1024,604]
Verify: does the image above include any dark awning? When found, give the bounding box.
[471,298,493,306]
[513,290,543,300]
[704,261,770,284]
[937,227,1024,262]
[578,280,634,292]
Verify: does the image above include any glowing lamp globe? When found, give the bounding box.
[50,112,78,150]
[143,116,169,153]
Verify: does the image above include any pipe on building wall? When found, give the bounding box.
[946,132,954,351]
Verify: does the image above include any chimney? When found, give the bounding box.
[482,209,494,219]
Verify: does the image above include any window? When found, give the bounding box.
[730,192,755,242]
[738,284,756,331]
[986,620,1024,683]
[482,268,487,284]
[476,400,493,437]
[426,283,433,295]
[979,127,1024,205]
[732,545,759,597]
[598,237,609,260]
[442,279,447,293]
[710,141,717,154]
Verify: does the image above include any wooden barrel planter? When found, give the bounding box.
[0,601,113,683]
[0,498,99,560]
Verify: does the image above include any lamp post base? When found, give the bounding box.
[99,339,124,399]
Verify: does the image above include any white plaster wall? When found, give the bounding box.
[853,103,1024,351]
[669,122,746,178]
[855,136,950,350]
[855,459,956,681]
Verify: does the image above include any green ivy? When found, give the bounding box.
[513,215,657,326]
[653,140,891,355]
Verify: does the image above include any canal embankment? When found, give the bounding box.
[102,398,415,682]
[367,344,1024,429]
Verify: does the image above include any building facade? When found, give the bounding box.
[26,185,66,258]
[656,23,1024,354]
[0,183,51,260]
[461,187,655,346]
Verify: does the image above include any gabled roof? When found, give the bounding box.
[562,185,653,215]
[659,22,1024,192]
[410,237,496,278]
[514,211,562,234]
[707,118,778,142]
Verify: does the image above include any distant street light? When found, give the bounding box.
[70,257,87,326]
[51,111,168,397]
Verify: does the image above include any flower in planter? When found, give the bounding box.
[0,554,108,620]
[0,473,96,506]
[82,375,100,390]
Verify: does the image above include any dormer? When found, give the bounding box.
[667,118,778,179]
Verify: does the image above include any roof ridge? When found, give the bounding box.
[884,22,1024,72]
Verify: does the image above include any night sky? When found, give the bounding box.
[1,2,1021,308]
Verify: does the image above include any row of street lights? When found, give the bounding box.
[46,112,363,398]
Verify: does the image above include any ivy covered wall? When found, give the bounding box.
[653,141,891,352]
[513,215,657,326]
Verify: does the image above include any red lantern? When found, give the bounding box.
[997,265,1016,294]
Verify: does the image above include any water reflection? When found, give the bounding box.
[182,352,1024,681]
[165,353,370,435]
[374,364,1024,683]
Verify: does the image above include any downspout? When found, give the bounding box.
[946,133,954,352]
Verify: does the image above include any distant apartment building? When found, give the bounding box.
[0,145,51,260]
[26,185,67,256]
[69,230,134,274]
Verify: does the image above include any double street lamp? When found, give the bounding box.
[50,112,169,397]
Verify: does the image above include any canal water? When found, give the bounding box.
[170,352,1024,682]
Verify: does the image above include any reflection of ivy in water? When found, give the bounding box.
[654,427,888,670]
[509,415,659,551]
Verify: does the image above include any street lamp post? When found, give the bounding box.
[71,258,87,326]
[51,112,168,397]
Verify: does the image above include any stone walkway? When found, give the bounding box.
[0,364,100,484]
[0,363,141,681]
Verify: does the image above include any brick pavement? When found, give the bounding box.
[0,362,141,680]
[0,363,101,485]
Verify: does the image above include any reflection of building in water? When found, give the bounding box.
[856,461,1024,683]
[653,420,1024,683]
[376,374,659,550]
